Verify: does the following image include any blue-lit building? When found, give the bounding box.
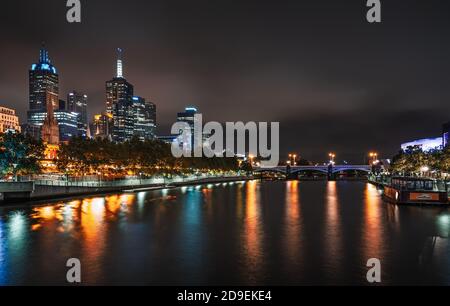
[26,45,60,142]
[27,45,59,132]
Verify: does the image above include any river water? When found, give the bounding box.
[0,180,449,285]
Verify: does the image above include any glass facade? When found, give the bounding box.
[132,96,156,141]
[67,91,88,138]
[27,110,79,142]
[28,47,59,119]
[54,110,79,142]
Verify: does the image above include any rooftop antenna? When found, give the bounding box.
[39,41,50,64]
[117,48,123,78]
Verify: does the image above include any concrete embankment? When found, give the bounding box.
[0,176,253,206]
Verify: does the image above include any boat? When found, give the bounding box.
[383,177,449,205]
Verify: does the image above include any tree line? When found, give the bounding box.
[390,145,450,176]
[0,133,240,178]
[55,137,240,177]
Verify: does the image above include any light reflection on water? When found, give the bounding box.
[0,180,449,285]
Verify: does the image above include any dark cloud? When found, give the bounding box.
[0,0,449,162]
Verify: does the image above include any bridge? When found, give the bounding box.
[254,164,371,179]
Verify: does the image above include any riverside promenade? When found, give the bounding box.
[0,174,252,204]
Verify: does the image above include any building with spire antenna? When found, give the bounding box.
[26,43,60,142]
[105,48,134,142]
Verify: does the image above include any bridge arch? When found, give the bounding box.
[253,168,287,175]
[290,168,329,175]
[331,167,371,174]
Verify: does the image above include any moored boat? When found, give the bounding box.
[383,177,449,205]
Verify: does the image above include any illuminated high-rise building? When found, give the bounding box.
[176,107,208,152]
[26,44,61,144]
[68,91,88,138]
[132,96,156,141]
[27,45,59,131]
[106,48,134,142]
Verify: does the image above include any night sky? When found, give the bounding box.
[1,0,450,162]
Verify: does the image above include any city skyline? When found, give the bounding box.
[1,0,450,290]
[1,0,450,161]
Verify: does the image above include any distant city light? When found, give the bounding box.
[401,137,443,152]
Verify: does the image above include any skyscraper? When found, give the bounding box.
[106,48,134,142]
[54,99,79,142]
[68,91,88,138]
[27,45,60,144]
[132,96,156,141]
[176,107,203,152]
[28,45,59,130]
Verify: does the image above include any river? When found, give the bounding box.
[0,180,449,285]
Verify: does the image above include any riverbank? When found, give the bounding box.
[0,175,254,207]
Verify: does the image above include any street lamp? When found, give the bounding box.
[369,152,378,165]
[248,154,254,166]
[12,163,18,182]
[328,153,335,164]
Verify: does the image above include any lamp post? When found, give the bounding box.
[12,163,18,182]
[328,153,336,164]
[248,154,254,167]
[369,152,378,165]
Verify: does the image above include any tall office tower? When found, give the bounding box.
[68,91,88,138]
[176,107,203,152]
[27,45,59,135]
[54,101,79,142]
[0,106,21,133]
[106,48,134,142]
[132,96,157,141]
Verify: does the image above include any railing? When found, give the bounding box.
[17,173,245,189]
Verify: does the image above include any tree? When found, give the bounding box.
[0,132,44,177]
